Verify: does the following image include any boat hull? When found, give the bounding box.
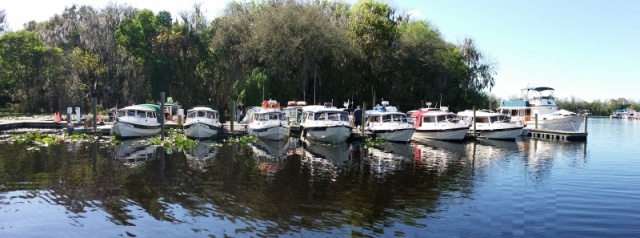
[184,122,221,139]
[249,125,290,141]
[527,116,583,131]
[473,127,523,140]
[371,128,415,142]
[412,127,468,141]
[113,121,161,138]
[303,125,352,143]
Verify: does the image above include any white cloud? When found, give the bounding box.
[407,9,423,19]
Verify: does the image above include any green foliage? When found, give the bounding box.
[147,129,197,154]
[365,136,387,148]
[225,135,257,146]
[2,0,503,115]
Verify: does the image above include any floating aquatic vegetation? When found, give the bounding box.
[225,135,257,145]
[147,129,197,154]
[365,137,387,149]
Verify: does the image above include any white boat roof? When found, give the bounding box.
[302,105,344,112]
[188,107,216,112]
[367,111,406,116]
[254,108,284,114]
[118,105,158,111]
[457,110,505,117]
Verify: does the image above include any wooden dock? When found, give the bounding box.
[528,129,587,141]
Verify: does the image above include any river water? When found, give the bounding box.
[0,117,639,237]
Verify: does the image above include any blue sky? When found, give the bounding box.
[3,0,638,102]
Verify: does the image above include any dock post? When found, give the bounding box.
[472,106,476,136]
[161,92,165,140]
[92,97,97,137]
[584,114,588,133]
[361,102,366,134]
[535,114,538,129]
[230,100,235,134]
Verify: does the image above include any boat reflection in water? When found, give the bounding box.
[184,140,219,171]
[469,138,521,158]
[411,138,467,174]
[249,138,293,179]
[301,138,351,180]
[366,142,414,177]
[250,138,291,159]
[114,139,159,167]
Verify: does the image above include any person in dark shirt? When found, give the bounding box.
[353,106,362,129]
[236,102,244,123]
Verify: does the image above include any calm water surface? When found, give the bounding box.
[1,118,639,237]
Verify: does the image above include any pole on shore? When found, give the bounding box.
[361,102,366,134]
[472,106,476,136]
[535,114,538,129]
[230,100,235,134]
[584,114,588,133]
[161,92,165,140]
[92,97,97,137]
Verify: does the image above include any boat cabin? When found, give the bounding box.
[186,107,218,120]
[367,112,408,123]
[410,109,459,128]
[117,104,161,123]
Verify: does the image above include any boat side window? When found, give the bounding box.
[437,115,446,122]
[340,112,348,121]
[382,115,392,122]
[400,115,407,123]
[424,116,436,123]
[137,111,145,118]
[118,111,125,117]
[187,112,195,118]
[476,117,488,123]
[525,109,531,116]
[490,116,499,123]
[127,110,135,117]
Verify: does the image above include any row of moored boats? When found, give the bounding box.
[111,86,584,143]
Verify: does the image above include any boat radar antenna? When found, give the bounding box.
[426,102,432,108]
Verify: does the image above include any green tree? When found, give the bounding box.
[0,31,62,112]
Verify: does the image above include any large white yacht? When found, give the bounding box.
[497,87,583,132]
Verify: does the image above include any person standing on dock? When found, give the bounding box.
[236,102,244,123]
[354,106,362,129]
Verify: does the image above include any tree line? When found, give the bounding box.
[3,0,498,119]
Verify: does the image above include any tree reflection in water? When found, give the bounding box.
[0,137,483,237]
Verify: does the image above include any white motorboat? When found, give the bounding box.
[247,100,290,140]
[457,110,524,140]
[112,104,162,138]
[299,103,352,143]
[183,106,222,139]
[409,104,469,141]
[365,101,414,142]
[497,87,583,131]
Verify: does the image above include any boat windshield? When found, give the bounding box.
[313,111,348,121]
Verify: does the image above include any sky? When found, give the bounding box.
[3,0,639,102]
